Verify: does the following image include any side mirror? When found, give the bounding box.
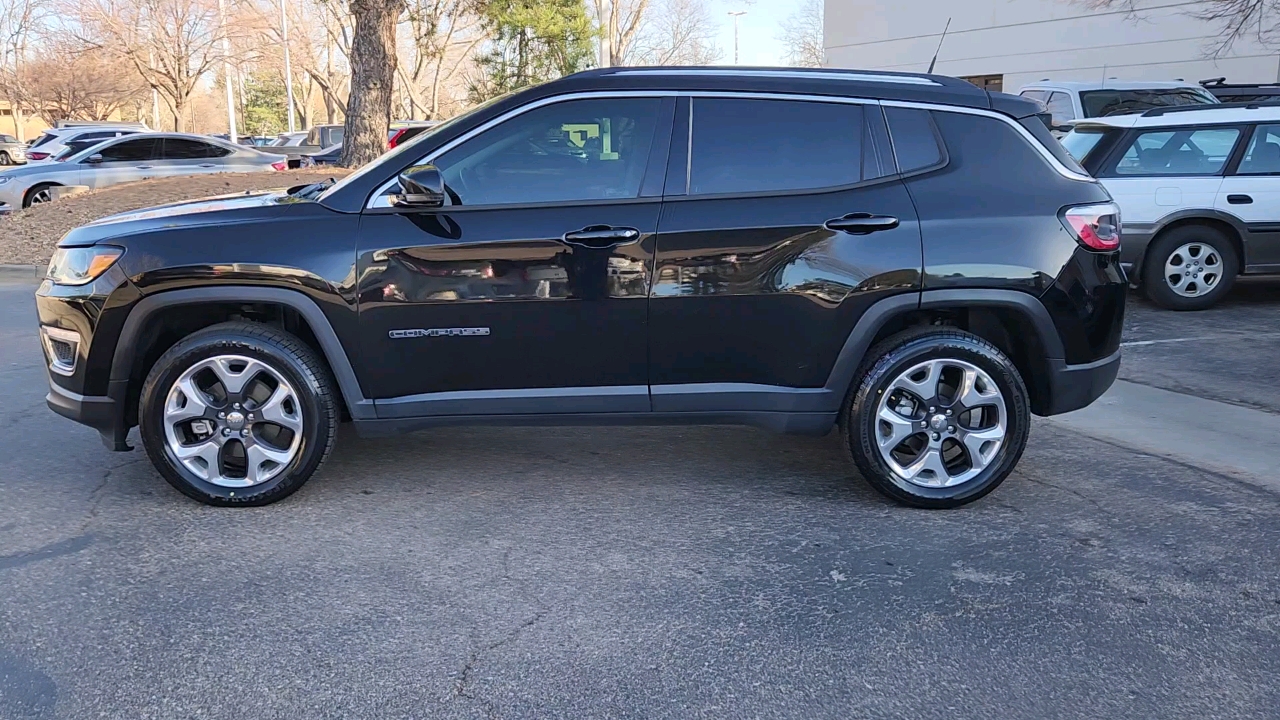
[85,153,103,164]
[393,164,445,208]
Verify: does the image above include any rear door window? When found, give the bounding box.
[1112,127,1241,176]
[688,98,866,195]
[884,107,944,173]
[163,138,232,159]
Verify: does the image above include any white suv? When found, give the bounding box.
[24,125,146,162]
[1018,80,1218,132]
[1062,104,1280,309]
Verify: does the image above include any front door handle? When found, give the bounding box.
[824,213,900,234]
[562,225,641,248]
[1227,194,1253,205]
[136,165,154,170]
[198,163,217,168]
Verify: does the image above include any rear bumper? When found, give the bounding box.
[1041,349,1121,416]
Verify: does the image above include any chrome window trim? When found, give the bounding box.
[880,99,1095,182]
[365,90,880,209]
[364,90,1092,208]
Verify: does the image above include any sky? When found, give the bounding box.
[709,0,805,66]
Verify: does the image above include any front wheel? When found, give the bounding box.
[0,151,11,165]
[138,322,339,506]
[23,183,55,208]
[842,328,1031,508]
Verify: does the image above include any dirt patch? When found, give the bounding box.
[0,169,350,266]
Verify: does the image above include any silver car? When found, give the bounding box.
[0,133,26,166]
[0,132,285,210]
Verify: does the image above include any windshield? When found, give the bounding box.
[1080,88,1218,118]
[1062,128,1108,161]
[318,93,512,203]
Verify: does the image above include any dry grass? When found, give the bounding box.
[0,169,350,266]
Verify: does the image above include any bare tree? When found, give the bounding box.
[779,0,822,68]
[399,0,483,119]
[75,0,242,132]
[1082,0,1280,58]
[0,0,47,140]
[340,0,403,166]
[631,0,719,65]
[592,0,648,66]
[23,44,146,121]
[300,0,352,122]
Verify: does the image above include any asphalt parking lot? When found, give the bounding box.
[2,277,1279,719]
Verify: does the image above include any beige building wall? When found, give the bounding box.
[824,0,1280,93]
[0,102,51,142]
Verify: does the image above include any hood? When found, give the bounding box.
[59,190,301,247]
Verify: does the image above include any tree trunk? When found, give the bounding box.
[173,94,188,133]
[341,0,403,168]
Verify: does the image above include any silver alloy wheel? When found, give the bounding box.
[162,355,304,488]
[875,358,1007,488]
[1164,242,1222,298]
[29,188,51,205]
[0,152,10,165]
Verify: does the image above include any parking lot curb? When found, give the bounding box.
[0,264,42,280]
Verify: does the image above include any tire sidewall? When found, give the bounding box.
[849,335,1030,507]
[1143,226,1237,310]
[140,335,329,505]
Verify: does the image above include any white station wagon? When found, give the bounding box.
[1062,104,1280,309]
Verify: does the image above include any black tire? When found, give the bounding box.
[841,327,1031,509]
[0,151,11,165]
[1141,225,1238,311]
[138,321,339,506]
[23,183,56,208]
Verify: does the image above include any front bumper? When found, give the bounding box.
[1042,349,1121,416]
[46,375,124,447]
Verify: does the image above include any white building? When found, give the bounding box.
[823,0,1280,93]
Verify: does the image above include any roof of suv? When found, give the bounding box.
[539,66,1042,117]
[1020,80,1204,92]
[1068,103,1280,129]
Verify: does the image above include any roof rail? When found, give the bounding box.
[1141,100,1280,117]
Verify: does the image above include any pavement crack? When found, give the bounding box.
[452,609,549,719]
[1019,471,1110,515]
[80,457,147,532]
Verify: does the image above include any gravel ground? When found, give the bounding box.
[0,169,350,266]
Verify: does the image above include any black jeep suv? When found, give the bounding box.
[35,68,1125,508]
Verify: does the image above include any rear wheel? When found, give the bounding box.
[1142,225,1237,310]
[842,328,1030,508]
[138,322,339,506]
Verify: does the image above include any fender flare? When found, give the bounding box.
[109,286,375,420]
[1136,208,1251,275]
[819,289,1064,407]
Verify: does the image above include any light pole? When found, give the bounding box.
[727,10,747,65]
[281,0,296,133]
[217,0,236,142]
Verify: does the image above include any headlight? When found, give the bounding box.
[46,246,123,286]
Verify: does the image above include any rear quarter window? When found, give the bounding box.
[884,107,944,173]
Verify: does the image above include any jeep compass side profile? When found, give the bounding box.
[36,67,1125,508]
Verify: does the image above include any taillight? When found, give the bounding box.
[1062,202,1121,251]
[388,128,406,149]
[270,160,286,171]
[27,151,48,160]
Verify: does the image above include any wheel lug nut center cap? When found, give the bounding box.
[224,411,247,430]
[928,414,948,431]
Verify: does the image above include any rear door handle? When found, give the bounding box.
[1227,194,1253,204]
[562,225,641,248]
[198,163,217,168]
[135,165,153,170]
[824,213,900,234]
